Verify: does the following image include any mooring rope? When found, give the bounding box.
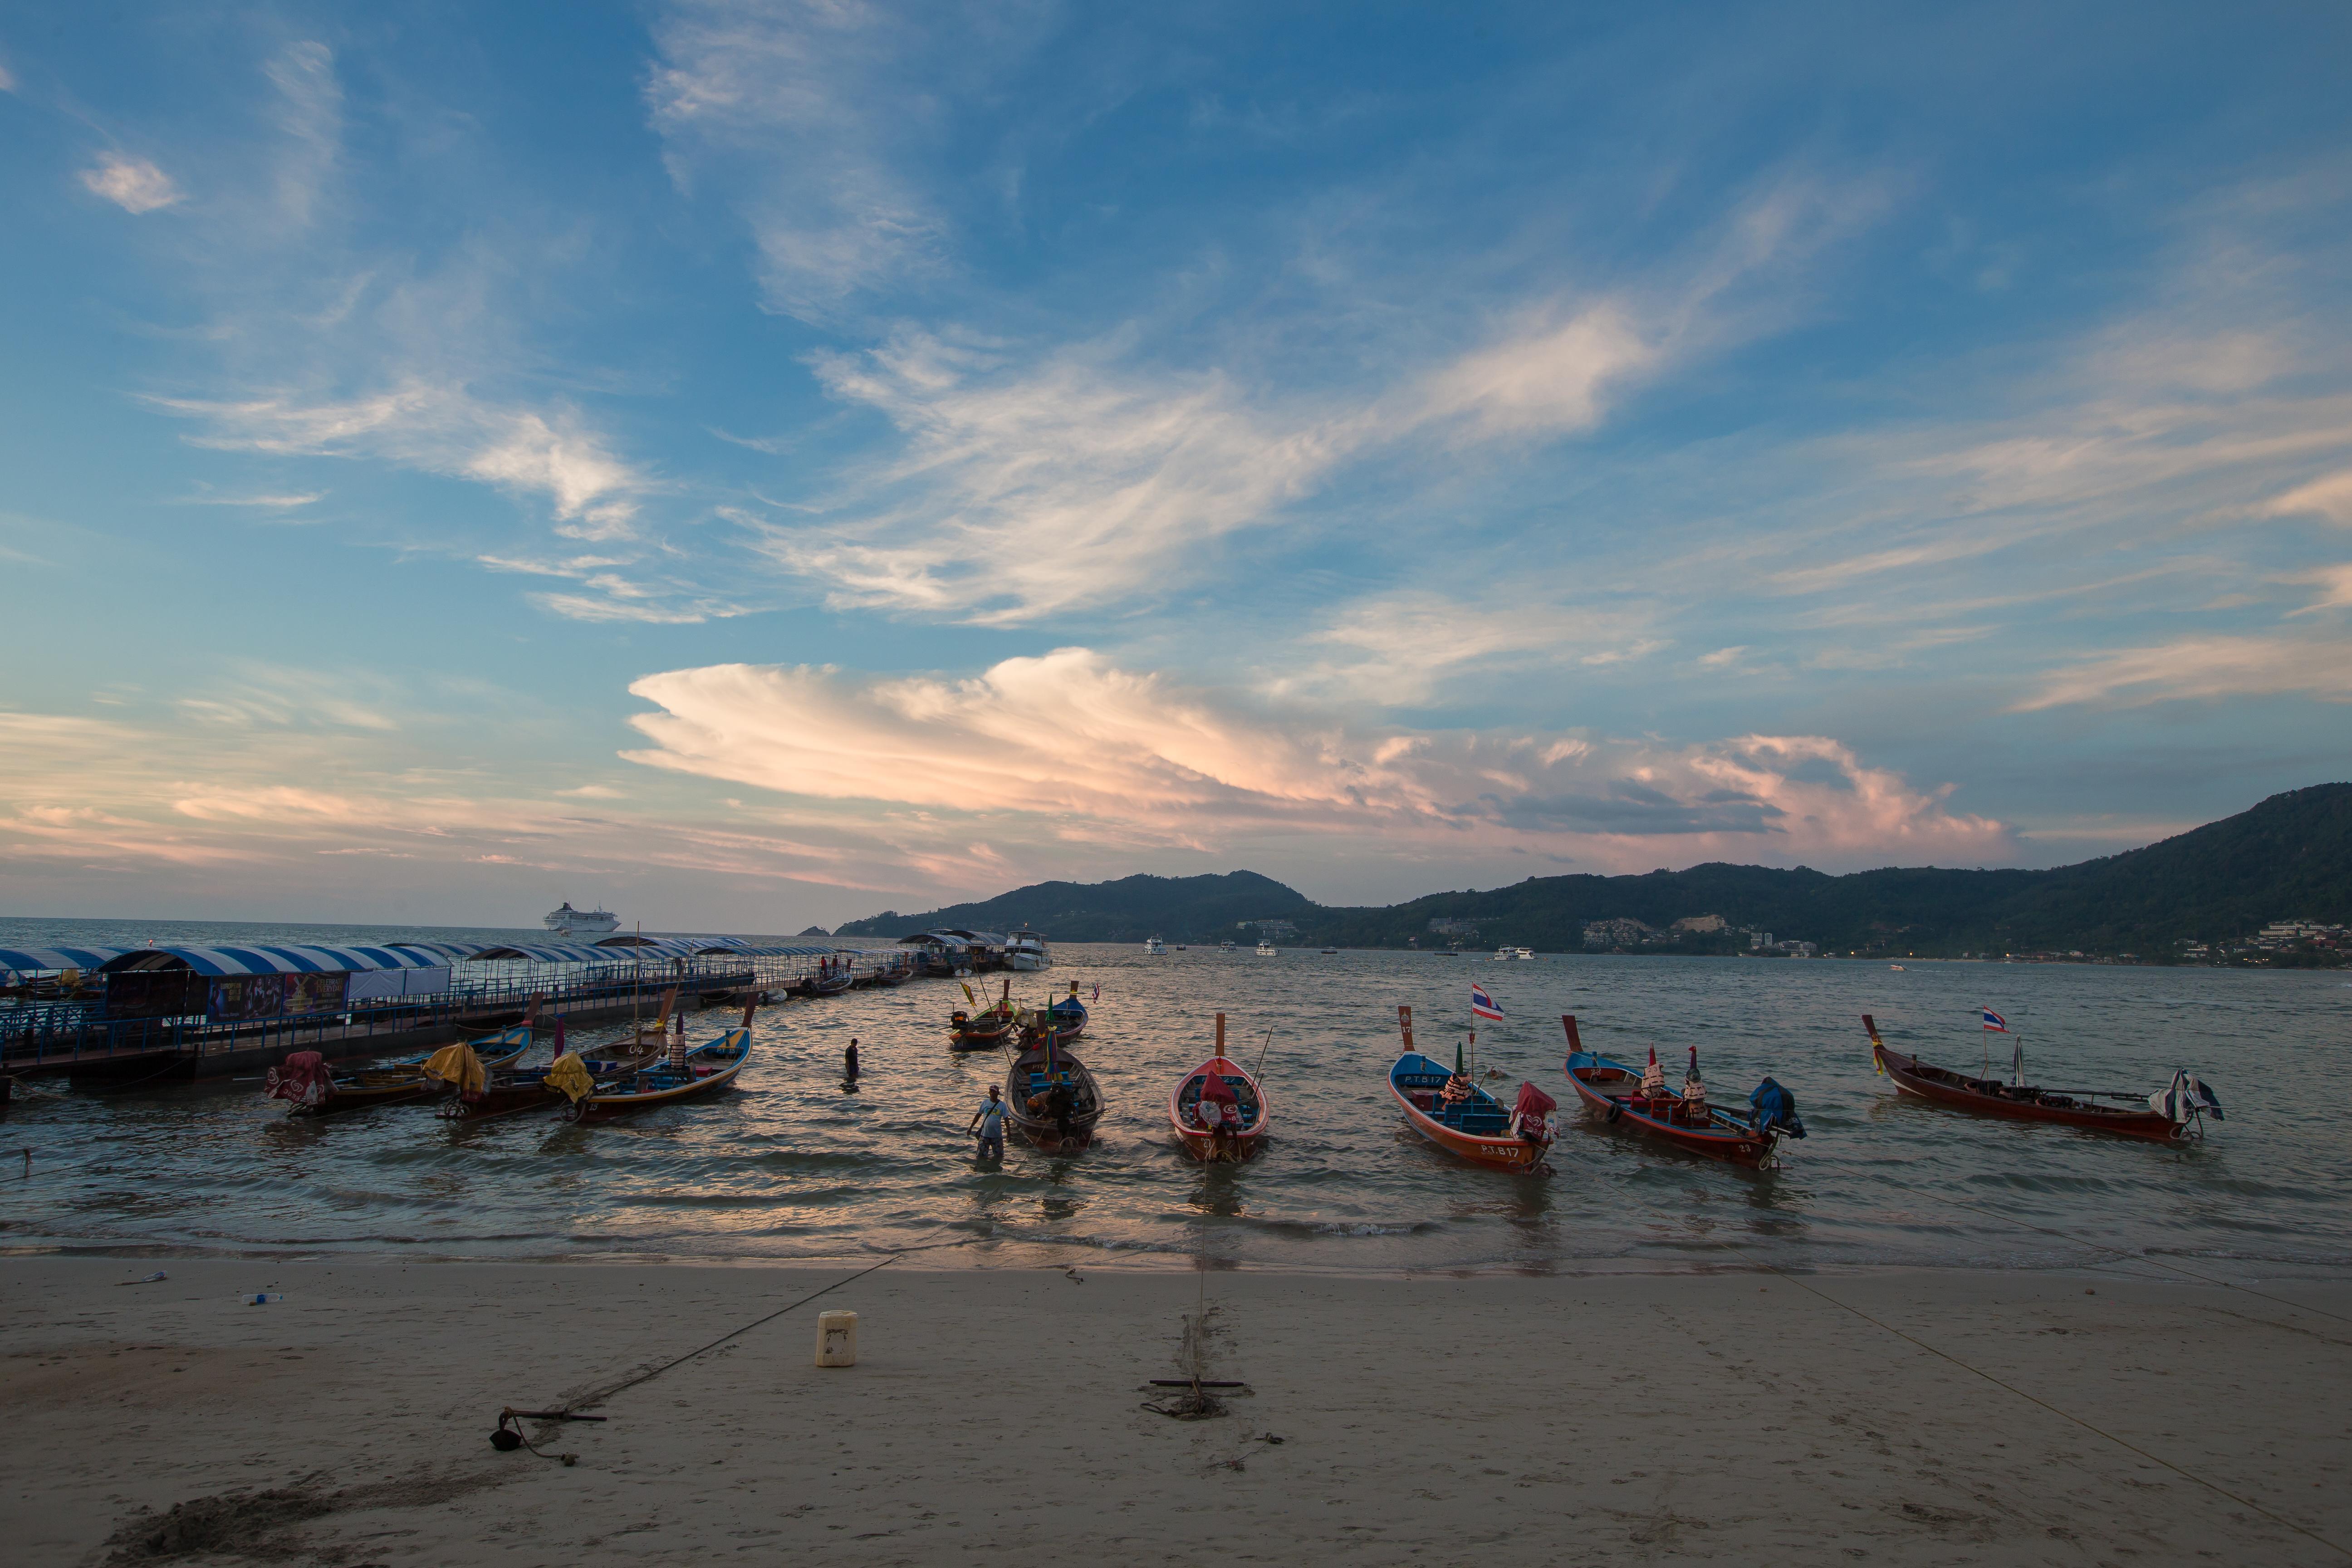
[559,1254,902,1416]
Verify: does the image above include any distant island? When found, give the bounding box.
[833,784,2352,965]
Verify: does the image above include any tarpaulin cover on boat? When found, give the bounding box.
[421,1042,486,1100]
[2150,1069,2224,1121]
[1749,1077,1806,1137]
[266,1051,332,1107]
[1512,1082,1557,1121]
[544,1053,593,1103]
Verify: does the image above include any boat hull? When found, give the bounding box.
[1169,1055,1268,1161]
[1387,1054,1550,1173]
[1870,1039,2181,1141]
[1004,1044,1104,1153]
[1564,1052,1775,1167]
[573,1029,751,1121]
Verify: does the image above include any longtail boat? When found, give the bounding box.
[950,977,1018,1052]
[1004,1034,1104,1153]
[457,994,544,1045]
[1168,1012,1267,1161]
[1560,1015,1787,1167]
[1044,981,1088,1040]
[266,1033,534,1118]
[440,1039,656,1122]
[1862,1014,2220,1142]
[1387,1005,1553,1173]
[569,999,758,1122]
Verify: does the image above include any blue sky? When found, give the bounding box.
[3,1,2349,930]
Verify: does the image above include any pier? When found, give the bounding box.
[0,937,919,1085]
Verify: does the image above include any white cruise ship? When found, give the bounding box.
[1005,929,1050,971]
[544,902,619,934]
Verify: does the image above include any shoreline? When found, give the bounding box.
[9,1240,2352,1286]
[7,1254,2347,1565]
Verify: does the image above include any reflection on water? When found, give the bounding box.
[3,940,2348,1277]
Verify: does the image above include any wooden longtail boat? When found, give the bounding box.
[1862,1014,2212,1142]
[1386,1006,1552,1173]
[1560,1015,1779,1167]
[1168,1013,1267,1161]
[569,1000,758,1122]
[457,994,544,1045]
[440,1043,660,1122]
[267,1034,535,1118]
[950,978,1018,1051]
[1044,982,1088,1040]
[1004,1036,1104,1153]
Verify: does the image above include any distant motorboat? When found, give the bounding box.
[544,901,619,934]
[1494,946,1535,960]
[1219,941,1236,952]
[1006,929,1050,971]
[1256,940,1277,956]
[1143,936,1167,955]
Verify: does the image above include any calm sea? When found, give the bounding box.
[5,917,2347,1279]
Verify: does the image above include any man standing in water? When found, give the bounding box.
[844,1038,860,1079]
[968,1083,1005,1160]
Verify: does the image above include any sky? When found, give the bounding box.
[3,1,2350,931]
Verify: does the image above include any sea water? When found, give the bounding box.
[4,918,2346,1279]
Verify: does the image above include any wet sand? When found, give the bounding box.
[3,1256,2346,1566]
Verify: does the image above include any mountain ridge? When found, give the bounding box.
[830,784,2352,959]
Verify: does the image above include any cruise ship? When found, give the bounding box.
[1005,929,1050,971]
[544,902,620,934]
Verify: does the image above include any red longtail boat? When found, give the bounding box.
[1168,1012,1269,1161]
[1862,1014,2215,1142]
[1560,1015,1783,1167]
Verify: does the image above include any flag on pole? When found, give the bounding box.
[1470,982,1505,1021]
[1981,1008,2008,1033]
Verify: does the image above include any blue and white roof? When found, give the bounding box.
[97,943,465,977]
[0,945,129,973]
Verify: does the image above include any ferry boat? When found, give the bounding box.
[544,901,619,934]
[1143,936,1167,955]
[1494,946,1535,960]
[1005,929,1050,971]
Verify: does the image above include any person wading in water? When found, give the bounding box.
[843,1038,860,1079]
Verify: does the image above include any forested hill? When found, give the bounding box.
[832,871,1313,945]
[829,784,2352,958]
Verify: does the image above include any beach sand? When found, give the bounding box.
[3,1257,2346,1566]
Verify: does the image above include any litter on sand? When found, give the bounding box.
[114,1271,170,1287]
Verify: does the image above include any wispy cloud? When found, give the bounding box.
[764,176,1881,625]
[150,382,649,540]
[80,152,183,213]
[647,0,972,323]
[2014,634,2352,710]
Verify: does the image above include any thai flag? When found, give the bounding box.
[1981,1008,2008,1033]
[1470,983,1505,1021]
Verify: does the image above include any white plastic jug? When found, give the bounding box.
[815,1309,859,1367]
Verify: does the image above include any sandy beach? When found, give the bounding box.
[3,1257,2346,1567]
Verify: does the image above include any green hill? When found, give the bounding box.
[832,870,1313,945]
[830,784,2352,960]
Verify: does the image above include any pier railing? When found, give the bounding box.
[0,965,769,1072]
[0,947,925,1073]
